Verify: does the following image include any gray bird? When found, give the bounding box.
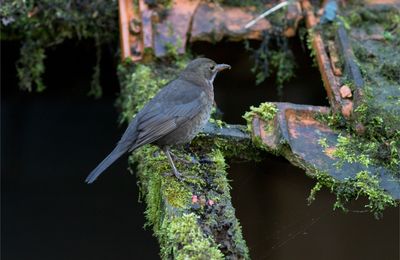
[85,58,230,183]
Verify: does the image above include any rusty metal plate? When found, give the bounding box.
[190,2,270,42]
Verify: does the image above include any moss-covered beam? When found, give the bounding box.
[118,59,250,259]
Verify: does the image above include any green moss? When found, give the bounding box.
[341,3,400,143]
[163,178,193,208]
[317,106,399,171]
[307,170,397,219]
[269,50,296,94]
[245,28,296,92]
[355,171,397,217]
[243,102,278,132]
[317,104,399,174]
[194,131,261,162]
[313,110,398,217]
[306,28,318,67]
[159,213,224,259]
[16,42,46,92]
[317,137,329,149]
[131,143,250,258]
[208,118,226,128]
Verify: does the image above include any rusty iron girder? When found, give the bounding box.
[118,0,303,62]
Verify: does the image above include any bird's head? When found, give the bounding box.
[180,58,231,86]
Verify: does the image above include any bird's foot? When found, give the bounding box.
[173,170,184,181]
[163,169,184,181]
[170,151,198,164]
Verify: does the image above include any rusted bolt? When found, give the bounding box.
[130,44,142,56]
[339,85,352,99]
[341,101,353,119]
[129,18,141,35]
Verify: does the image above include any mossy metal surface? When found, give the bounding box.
[118,60,250,259]
[246,102,399,219]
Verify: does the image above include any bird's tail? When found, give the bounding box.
[85,147,127,184]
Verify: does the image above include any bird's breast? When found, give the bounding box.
[155,91,214,147]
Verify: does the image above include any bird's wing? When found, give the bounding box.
[126,81,207,150]
[130,98,205,150]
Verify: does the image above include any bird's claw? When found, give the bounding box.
[162,170,184,181]
[170,152,198,164]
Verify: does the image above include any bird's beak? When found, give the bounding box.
[214,64,231,72]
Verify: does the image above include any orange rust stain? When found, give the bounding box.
[258,118,267,141]
[286,109,332,132]
[341,101,353,119]
[289,127,300,139]
[191,3,270,42]
[324,147,336,159]
[339,85,352,99]
[365,0,399,5]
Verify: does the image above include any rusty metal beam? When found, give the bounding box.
[118,0,300,61]
[119,0,144,61]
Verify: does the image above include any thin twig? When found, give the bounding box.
[244,1,289,29]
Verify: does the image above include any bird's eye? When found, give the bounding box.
[210,65,215,71]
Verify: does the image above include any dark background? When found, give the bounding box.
[2,38,399,260]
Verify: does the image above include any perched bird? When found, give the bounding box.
[85,58,230,183]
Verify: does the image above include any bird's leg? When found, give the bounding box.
[169,150,197,164]
[163,147,183,180]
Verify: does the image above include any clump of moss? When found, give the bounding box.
[339,131,399,173]
[246,31,296,94]
[194,130,261,162]
[159,213,224,259]
[316,102,400,174]
[307,169,397,219]
[314,108,399,212]
[1,0,118,96]
[244,1,295,94]
[243,102,278,132]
